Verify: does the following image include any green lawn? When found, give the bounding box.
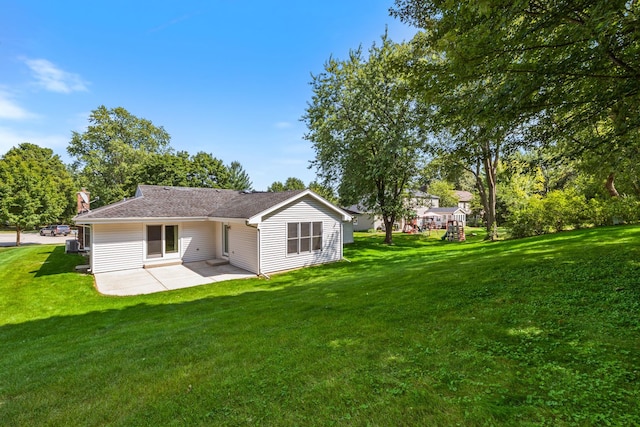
[1,227,639,426]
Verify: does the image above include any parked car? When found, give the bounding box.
[39,225,71,236]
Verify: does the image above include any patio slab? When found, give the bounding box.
[94,261,255,296]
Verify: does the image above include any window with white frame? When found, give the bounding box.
[287,221,322,254]
[147,224,178,258]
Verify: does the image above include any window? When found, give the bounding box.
[147,225,178,258]
[223,224,229,256]
[287,223,298,254]
[300,222,311,252]
[165,225,178,253]
[147,225,162,258]
[312,222,322,250]
[287,222,322,254]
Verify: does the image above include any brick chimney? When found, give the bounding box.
[77,188,90,213]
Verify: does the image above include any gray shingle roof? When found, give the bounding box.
[75,185,306,221]
[425,207,464,214]
[454,190,473,202]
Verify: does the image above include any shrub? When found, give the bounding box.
[508,195,547,238]
[509,192,640,238]
[588,196,640,226]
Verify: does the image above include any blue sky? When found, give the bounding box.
[0,1,416,191]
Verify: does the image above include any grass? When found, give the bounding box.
[0,226,639,426]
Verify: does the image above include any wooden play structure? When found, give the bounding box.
[443,220,465,242]
[403,217,420,234]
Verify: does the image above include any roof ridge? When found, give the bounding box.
[75,195,140,218]
[139,184,240,193]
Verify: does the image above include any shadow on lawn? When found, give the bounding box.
[33,246,88,277]
[1,234,639,426]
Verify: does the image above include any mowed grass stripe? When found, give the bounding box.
[0,226,638,425]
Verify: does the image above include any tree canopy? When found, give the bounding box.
[0,143,74,245]
[303,35,430,244]
[67,105,253,201]
[226,161,253,190]
[68,105,172,206]
[392,0,640,195]
[386,0,640,238]
[267,177,306,192]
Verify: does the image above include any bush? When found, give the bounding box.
[508,195,547,238]
[509,191,640,238]
[588,196,640,226]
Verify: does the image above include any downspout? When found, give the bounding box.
[340,220,343,260]
[247,221,270,280]
[88,224,94,273]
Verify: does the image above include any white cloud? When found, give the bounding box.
[0,90,36,120]
[274,121,293,129]
[148,13,197,33]
[23,58,89,93]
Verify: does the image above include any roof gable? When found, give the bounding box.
[425,207,466,215]
[454,190,473,202]
[247,189,351,224]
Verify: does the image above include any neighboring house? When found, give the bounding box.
[344,205,384,232]
[341,208,358,243]
[406,190,440,218]
[73,185,352,276]
[454,190,474,214]
[423,207,467,229]
[346,191,440,232]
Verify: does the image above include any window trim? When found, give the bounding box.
[222,224,230,257]
[145,224,179,260]
[287,221,322,255]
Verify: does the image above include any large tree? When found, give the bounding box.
[401,34,527,239]
[308,181,337,204]
[392,0,640,198]
[0,143,74,246]
[186,151,230,189]
[226,161,253,190]
[135,151,192,187]
[267,177,306,192]
[68,106,172,206]
[303,35,429,244]
[136,151,251,191]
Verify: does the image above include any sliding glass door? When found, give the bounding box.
[147,224,178,259]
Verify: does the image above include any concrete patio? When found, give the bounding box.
[94,261,256,296]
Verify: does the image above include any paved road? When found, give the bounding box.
[0,231,76,247]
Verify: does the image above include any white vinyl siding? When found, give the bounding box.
[259,196,343,274]
[228,223,258,273]
[182,222,216,262]
[91,223,144,274]
[343,221,354,244]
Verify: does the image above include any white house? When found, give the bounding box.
[454,190,474,214]
[423,207,467,229]
[346,191,440,232]
[74,185,352,276]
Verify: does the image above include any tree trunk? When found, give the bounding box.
[484,169,498,241]
[15,226,21,247]
[483,142,500,241]
[470,159,492,239]
[605,172,620,197]
[383,217,394,245]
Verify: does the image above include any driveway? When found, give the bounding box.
[0,231,74,247]
[94,261,256,296]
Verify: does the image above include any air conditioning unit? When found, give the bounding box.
[66,239,79,253]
